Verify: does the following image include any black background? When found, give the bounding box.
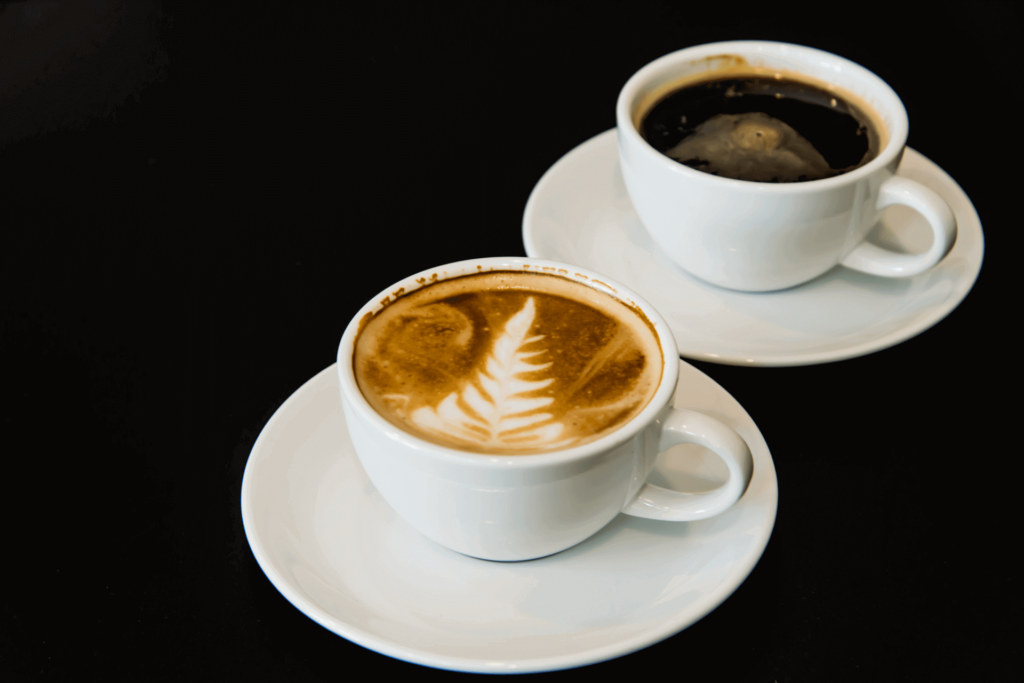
[1,1,1018,680]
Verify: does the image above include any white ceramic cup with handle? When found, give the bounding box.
[337,257,753,561]
[617,41,957,292]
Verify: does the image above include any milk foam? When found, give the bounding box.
[354,272,663,454]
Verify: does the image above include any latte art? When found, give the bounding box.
[408,296,573,449]
[353,271,663,454]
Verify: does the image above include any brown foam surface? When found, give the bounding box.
[354,271,663,454]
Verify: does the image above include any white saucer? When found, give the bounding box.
[522,129,984,366]
[241,362,777,673]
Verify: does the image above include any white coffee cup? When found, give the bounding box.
[617,41,957,292]
[337,257,753,561]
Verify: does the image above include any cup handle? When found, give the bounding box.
[622,408,753,521]
[840,176,957,278]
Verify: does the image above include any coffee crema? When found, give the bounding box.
[353,271,663,455]
[640,74,883,182]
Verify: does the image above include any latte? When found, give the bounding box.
[353,271,664,455]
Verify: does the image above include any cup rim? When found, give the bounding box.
[337,257,681,470]
[615,40,909,191]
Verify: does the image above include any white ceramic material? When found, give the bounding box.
[241,362,777,673]
[617,41,957,291]
[336,258,753,561]
[523,129,984,366]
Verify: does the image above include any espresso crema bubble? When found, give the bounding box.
[353,271,664,455]
[641,75,883,182]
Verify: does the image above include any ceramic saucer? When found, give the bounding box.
[241,362,777,674]
[522,129,984,366]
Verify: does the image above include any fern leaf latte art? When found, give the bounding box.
[353,271,663,454]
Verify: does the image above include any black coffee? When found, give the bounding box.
[640,76,881,182]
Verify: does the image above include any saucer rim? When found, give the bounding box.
[240,362,777,673]
[522,128,985,367]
